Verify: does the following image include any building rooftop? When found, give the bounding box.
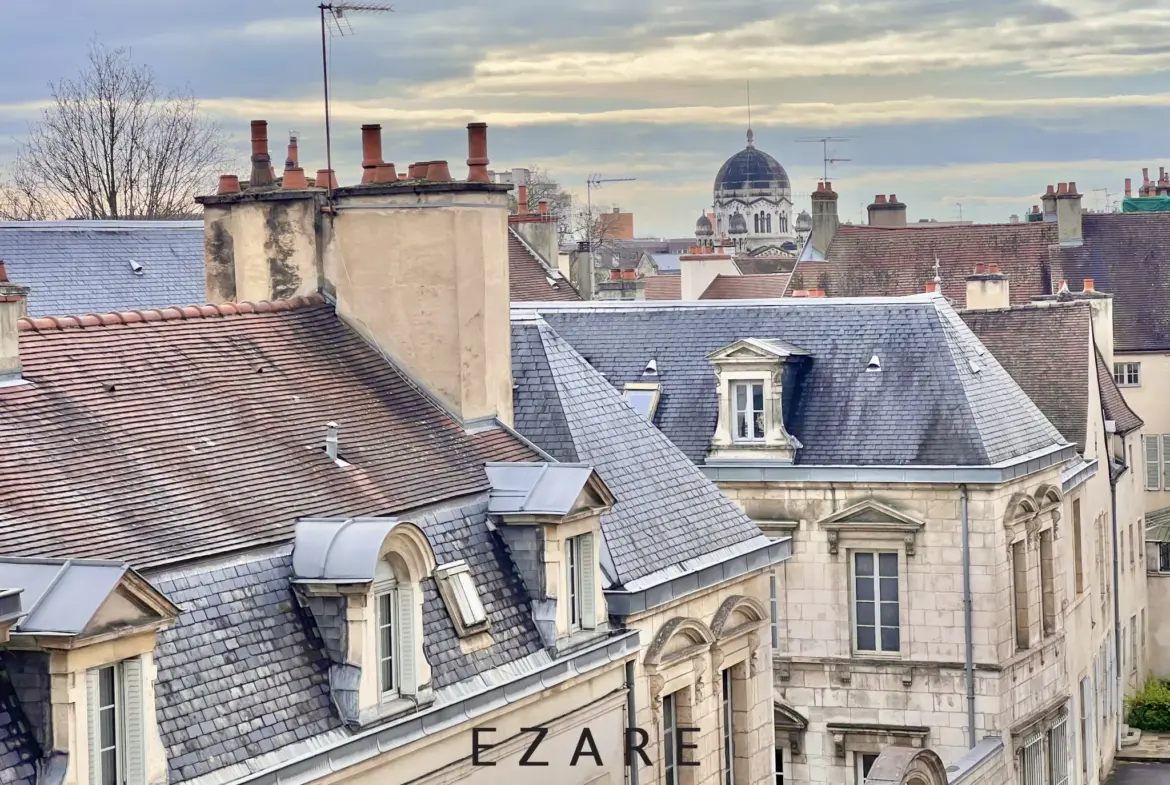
[507,228,580,302]
[700,273,790,300]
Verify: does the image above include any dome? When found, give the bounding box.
[715,130,790,193]
[695,213,713,236]
[728,212,748,235]
[795,210,812,232]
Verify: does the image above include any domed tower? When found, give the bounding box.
[713,129,794,252]
[694,212,714,247]
[727,211,748,250]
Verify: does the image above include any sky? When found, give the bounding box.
[2,0,1169,235]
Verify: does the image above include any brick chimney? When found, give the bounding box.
[1125,178,1132,198]
[867,194,907,228]
[965,263,1009,310]
[1055,181,1083,247]
[249,120,274,187]
[0,262,28,383]
[1040,185,1057,222]
[810,181,839,257]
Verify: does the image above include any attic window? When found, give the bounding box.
[435,560,489,636]
[866,355,881,372]
[623,382,662,420]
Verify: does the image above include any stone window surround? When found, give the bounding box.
[1009,697,1070,781]
[818,500,925,558]
[825,722,930,762]
[849,550,901,657]
[541,515,605,640]
[1003,486,1063,652]
[707,339,805,462]
[773,702,808,758]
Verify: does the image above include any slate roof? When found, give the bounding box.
[1095,348,1143,435]
[0,221,205,317]
[644,274,681,301]
[959,303,1092,452]
[0,670,36,785]
[511,319,763,586]
[0,299,494,567]
[528,296,1066,467]
[701,274,790,300]
[822,222,1055,304]
[1049,213,1170,352]
[507,229,580,302]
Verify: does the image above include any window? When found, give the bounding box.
[1121,528,1127,568]
[732,381,765,442]
[435,560,488,636]
[1113,362,1141,387]
[1130,522,1137,566]
[1131,615,1138,672]
[1142,609,1147,653]
[1072,500,1084,595]
[376,589,398,696]
[1013,540,1030,649]
[722,669,735,785]
[1143,435,1170,490]
[855,753,878,784]
[623,382,661,421]
[664,692,682,785]
[1040,530,1056,636]
[1019,732,1043,785]
[853,552,899,654]
[1161,542,1170,573]
[775,747,784,785]
[1047,717,1069,785]
[565,534,596,631]
[1080,677,1093,784]
[87,659,144,785]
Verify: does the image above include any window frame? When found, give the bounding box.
[1012,539,1031,650]
[375,585,399,700]
[1080,676,1093,785]
[663,692,681,785]
[1113,362,1141,387]
[623,382,662,421]
[96,664,123,785]
[731,380,766,443]
[722,669,735,785]
[1131,615,1138,673]
[854,752,879,785]
[851,550,901,655]
[1072,499,1084,595]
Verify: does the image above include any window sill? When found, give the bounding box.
[852,650,902,660]
[357,688,435,728]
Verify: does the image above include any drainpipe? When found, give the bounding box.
[625,659,639,785]
[770,571,779,650]
[961,484,976,749]
[1110,468,1122,752]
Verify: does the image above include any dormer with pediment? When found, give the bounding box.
[0,557,180,785]
[485,462,614,651]
[707,337,808,462]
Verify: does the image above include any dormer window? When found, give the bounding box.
[90,659,147,785]
[565,534,597,631]
[733,381,765,441]
[624,382,661,420]
[435,560,489,636]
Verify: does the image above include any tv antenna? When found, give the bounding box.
[797,136,852,182]
[584,174,637,269]
[318,3,395,197]
[1093,187,1116,212]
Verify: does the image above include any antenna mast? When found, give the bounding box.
[318,3,394,198]
[797,136,853,182]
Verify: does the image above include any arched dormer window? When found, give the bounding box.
[373,556,411,700]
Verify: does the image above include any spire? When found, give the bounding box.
[746,128,754,148]
[746,79,754,148]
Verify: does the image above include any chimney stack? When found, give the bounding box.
[315,169,338,190]
[1055,181,1083,247]
[1040,185,1057,222]
[867,193,907,228]
[249,120,274,187]
[810,181,839,257]
[965,263,1010,310]
[0,262,28,383]
[286,133,299,169]
[466,122,490,183]
[1125,178,1132,198]
[361,124,384,184]
[517,184,529,215]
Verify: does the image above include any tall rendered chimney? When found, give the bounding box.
[965,263,1010,310]
[0,262,28,383]
[867,194,907,228]
[1055,181,1083,247]
[810,181,839,257]
[1040,185,1057,222]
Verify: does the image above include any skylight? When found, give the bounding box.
[435,560,488,635]
[623,382,662,420]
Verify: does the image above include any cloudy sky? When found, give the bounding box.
[2,0,1169,234]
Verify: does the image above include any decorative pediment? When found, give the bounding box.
[774,700,809,757]
[710,595,768,640]
[825,722,930,760]
[818,500,926,556]
[644,617,715,667]
[707,338,808,364]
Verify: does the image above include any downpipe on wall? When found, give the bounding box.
[961,484,976,749]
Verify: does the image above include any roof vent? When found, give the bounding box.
[968,359,983,375]
[545,276,558,287]
[643,359,659,376]
[866,355,881,372]
[128,259,144,275]
[324,422,350,467]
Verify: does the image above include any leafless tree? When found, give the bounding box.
[506,167,575,243]
[0,43,230,220]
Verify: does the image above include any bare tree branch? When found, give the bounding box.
[0,42,229,221]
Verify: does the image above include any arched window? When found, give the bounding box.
[753,213,759,233]
[766,214,772,233]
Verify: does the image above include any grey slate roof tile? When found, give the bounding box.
[532,298,1065,467]
[0,663,37,785]
[0,221,205,317]
[511,320,762,587]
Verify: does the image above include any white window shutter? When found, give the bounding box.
[396,586,417,695]
[121,659,146,785]
[580,533,597,630]
[1161,436,1170,490]
[1146,436,1161,490]
[86,669,101,785]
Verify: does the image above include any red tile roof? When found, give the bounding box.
[0,299,512,567]
[508,229,581,302]
[823,223,1055,304]
[644,274,681,300]
[700,274,790,300]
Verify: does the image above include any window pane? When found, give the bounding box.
[737,411,749,440]
[879,577,897,602]
[664,694,677,785]
[855,576,874,601]
[752,383,764,412]
[857,626,876,651]
[626,391,654,417]
[379,592,395,692]
[753,411,764,438]
[881,626,900,652]
[880,602,899,627]
[855,553,874,576]
[878,553,897,576]
[856,601,875,626]
[101,749,117,785]
[735,384,747,411]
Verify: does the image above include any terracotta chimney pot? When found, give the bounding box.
[926,281,938,293]
[466,122,490,183]
[889,194,898,203]
[1161,166,1166,181]
[371,162,398,184]
[407,163,426,179]
[281,167,309,190]
[315,169,337,189]
[361,124,384,184]
[1084,278,1095,291]
[974,262,986,274]
[621,269,636,281]
[398,172,408,180]
[286,134,299,169]
[1125,178,1132,198]
[1143,167,1150,186]
[1046,184,1055,195]
[517,184,529,215]
[1067,181,1078,195]
[609,269,621,280]
[538,199,550,216]
[988,263,1000,273]
[426,161,452,182]
[217,174,241,194]
[874,194,886,204]
[250,120,269,156]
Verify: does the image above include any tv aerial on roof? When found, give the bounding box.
[796,136,853,183]
[316,3,395,199]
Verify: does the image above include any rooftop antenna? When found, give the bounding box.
[956,202,963,222]
[1093,187,1115,212]
[585,174,637,271]
[797,136,852,182]
[746,80,753,147]
[318,3,394,200]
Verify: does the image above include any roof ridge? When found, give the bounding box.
[18,293,328,332]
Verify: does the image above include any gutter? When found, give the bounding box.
[605,537,792,616]
[228,630,639,785]
[960,484,975,750]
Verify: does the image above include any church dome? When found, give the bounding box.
[695,213,713,236]
[728,212,748,235]
[795,210,812,233]
[714,130,790,193]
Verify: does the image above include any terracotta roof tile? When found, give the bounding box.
[644,274,681,300]
[823,223,1055,304]
[700,274,790,300]
[0,301,493,568]
[508,229,581,302]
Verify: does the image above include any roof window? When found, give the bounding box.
[623,382,662,420]
[435,560,489,636]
